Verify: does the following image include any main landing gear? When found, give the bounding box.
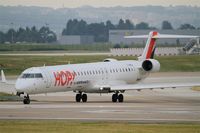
[75,92,124,103]
[112,92,124,103]
[76,92,87,102]
[17,92,30,104]
[23,95,30,104]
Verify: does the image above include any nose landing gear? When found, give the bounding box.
[17,92,30,104]
[23,95,30,104]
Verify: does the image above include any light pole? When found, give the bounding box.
[45,23,49,43]
[10,22,14,43]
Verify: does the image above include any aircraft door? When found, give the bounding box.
[41,68,51,88]
[101,67,109,85]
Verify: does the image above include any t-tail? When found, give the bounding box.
[125,31,199,72]
[125,31,199,61]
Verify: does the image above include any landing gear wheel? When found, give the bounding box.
[118,94,124,102]
[82,94,87,102]
[76,94,81,102]
[112,94,118,102]
[23,95,30,104]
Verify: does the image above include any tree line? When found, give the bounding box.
[0,26,57,44]
[0,19,199,44]
[62,19,199,42]
[62,19,157,42]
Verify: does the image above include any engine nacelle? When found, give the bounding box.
[142,59,160,72]
[103,58,118,62]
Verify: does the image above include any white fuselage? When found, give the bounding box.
[15,60,148,94]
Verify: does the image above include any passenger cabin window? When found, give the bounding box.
[98,70,101,74]
[110,69,112,73]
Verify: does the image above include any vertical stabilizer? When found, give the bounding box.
[1,70,7,83]
[139,31,158,61]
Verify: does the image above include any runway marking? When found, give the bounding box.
[83,110,199,114]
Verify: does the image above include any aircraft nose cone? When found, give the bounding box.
[15,80,26,92]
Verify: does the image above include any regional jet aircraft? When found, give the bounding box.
[1,31,200,104]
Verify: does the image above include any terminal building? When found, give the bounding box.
[109,29,200,45]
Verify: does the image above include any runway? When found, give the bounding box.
[0,73,200,123]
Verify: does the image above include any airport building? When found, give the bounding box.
[57,35,94,45]
[109,29,200,45]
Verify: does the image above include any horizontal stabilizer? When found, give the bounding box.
[153,34,199,39]
[125,34,199,39]
[124,35,148,38]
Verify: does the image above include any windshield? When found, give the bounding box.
[20,73,43,79]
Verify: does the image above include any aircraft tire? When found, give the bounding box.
[112,94,118,102]
[118,94,124,102]
[82,94,87,102]
[23,98,30,104]
[76,94,81,102]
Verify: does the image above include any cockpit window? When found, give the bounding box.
[21,73,43,79]
[35,73,43,78]
[21,74,34,78]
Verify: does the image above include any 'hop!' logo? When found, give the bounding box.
[53,70,76,86]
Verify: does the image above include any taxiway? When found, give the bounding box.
[0,73,200,123]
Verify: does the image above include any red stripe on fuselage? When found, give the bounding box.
[146,31,158,59]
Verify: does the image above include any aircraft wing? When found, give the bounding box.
[0,70,15,85]
[110,82,200,91]
[0,70,16,94]
[0,81,15,85]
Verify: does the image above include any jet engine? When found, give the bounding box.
[142,59,160,72]
[103,58,118,62]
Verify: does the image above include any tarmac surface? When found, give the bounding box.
[0,73,200,123]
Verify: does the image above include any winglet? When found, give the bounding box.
[1,70,7,83]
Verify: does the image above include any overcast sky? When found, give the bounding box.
[0,0,199,8]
